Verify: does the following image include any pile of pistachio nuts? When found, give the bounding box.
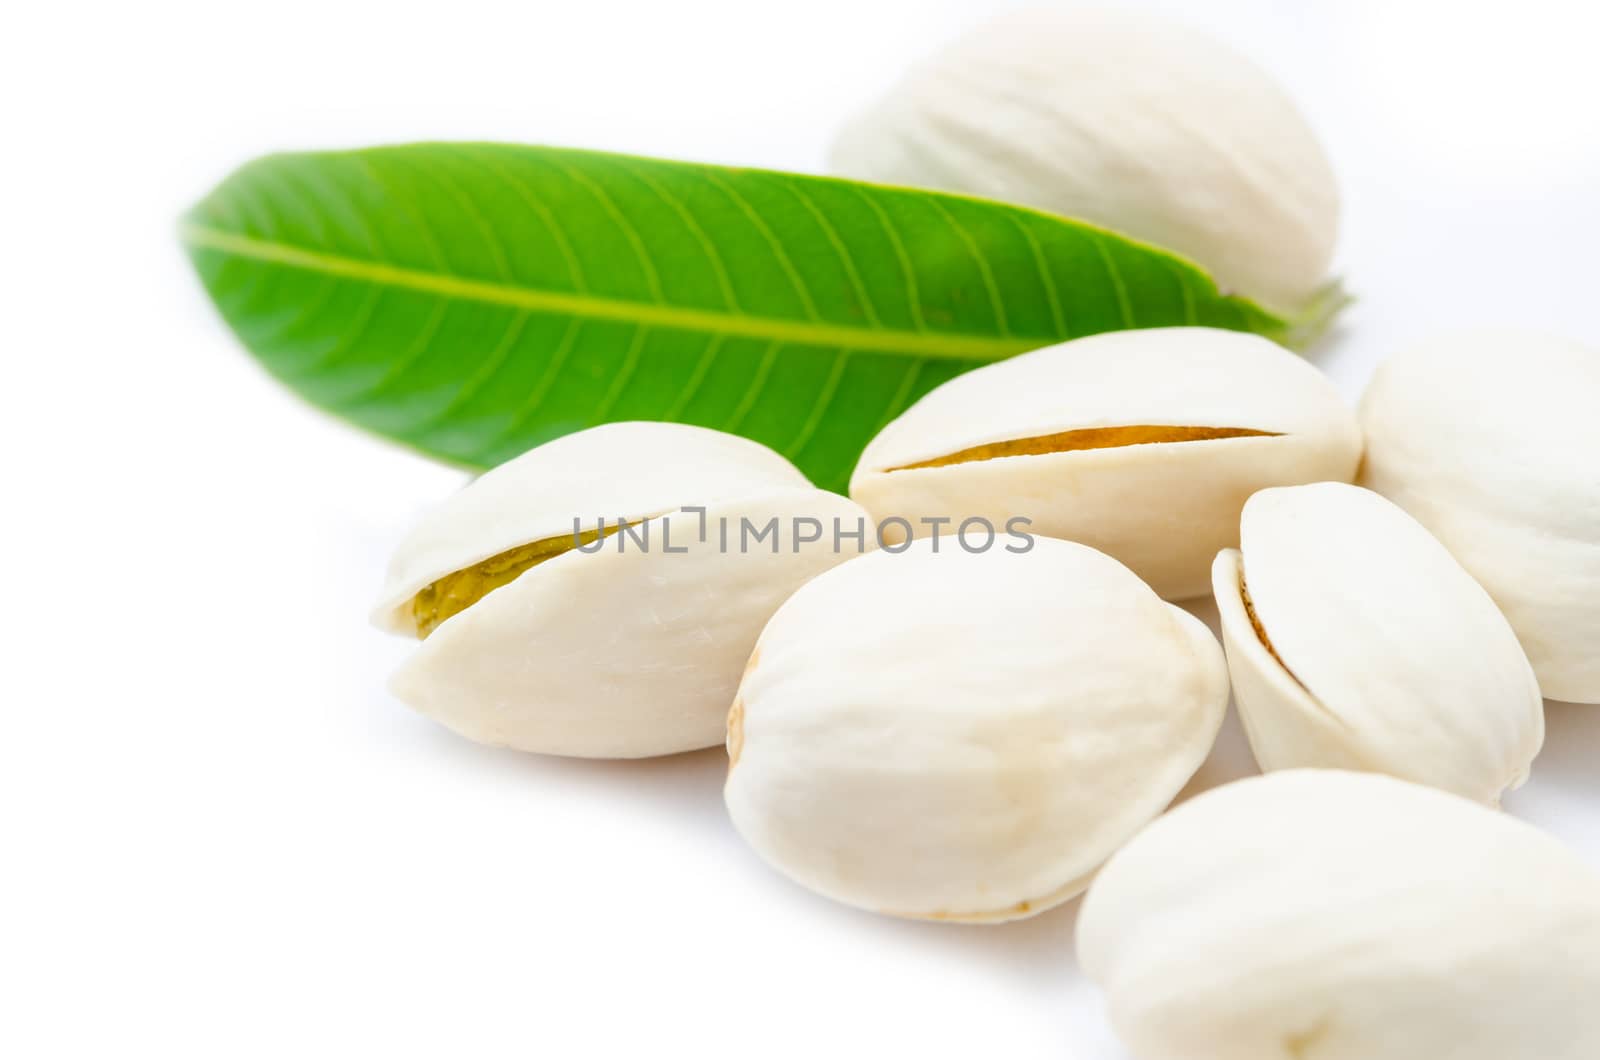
[371,8,1600,1059]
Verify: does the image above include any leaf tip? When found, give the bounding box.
[1282,279,1353,352]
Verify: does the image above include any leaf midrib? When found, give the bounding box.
[180,222,1046,361]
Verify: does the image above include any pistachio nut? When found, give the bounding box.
[723,536,1228,922]
[829,7,1339,314]
[1078,769,1600,1060]
[1360,329,1600,703]
[849,328,1362,600]
[372,422,869,758]
[1212,483,1544,804]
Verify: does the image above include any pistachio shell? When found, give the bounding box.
[829,7,1339,314]
[1212,483,1543,804]
[723,536,1228,922]
[375,422,869,758]
[1359,329,1600,703]
[1079,770,1600,1060]
[849,328,1362,600]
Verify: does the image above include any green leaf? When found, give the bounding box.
[181,143,1332,491]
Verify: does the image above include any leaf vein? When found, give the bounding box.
[614,159,742,312]
[781,184,883,328]
[663,333,729,420]
[355,155,451,274]
[726,342,781,431]
[784,351,851,460]
[1174,264,1198,325]
[926,198,1010,336]
[411,310,531,431]
[843,184,929,333]
[590,325,650,422]
[872,359,929,435]
[702,171,821,320]
[1010,217,1068,338]
[347,297,451,404]
[1092,235,1136,328]
[551,159,665,303]
[455,146,590,293]
[276,284,386,381]
[179,225,1039,362]
[420,157,516,281]
[492,316,586,451]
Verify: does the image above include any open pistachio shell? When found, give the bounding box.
[829,7,1339,314]
[724,536,1228,922]
[1359,329,1600,703]
[1212,483,1543,804]
[1079,770,1600,1060]
[374,422,869,758]
[849,328,1362,600]
[373,421,816,631]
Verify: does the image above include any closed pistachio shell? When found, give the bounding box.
[724,536,1228,922]
[1078,770,1600,1060]
[375,422,869,758]
[1212,483,1544,804]
[829,7,1339,314]
[1360,329,1600,703]
[849,328,1362,600]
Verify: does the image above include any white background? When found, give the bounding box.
[5,0,1598,1056]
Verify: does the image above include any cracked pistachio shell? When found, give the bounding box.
[723,536,1228,922]
[1079,770,1600,1060]
[849,328,1362,600]
[373,422,869,759]
[1360,330,1600,703]
[1212,483,1544,805]
[829,7,1339,314]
